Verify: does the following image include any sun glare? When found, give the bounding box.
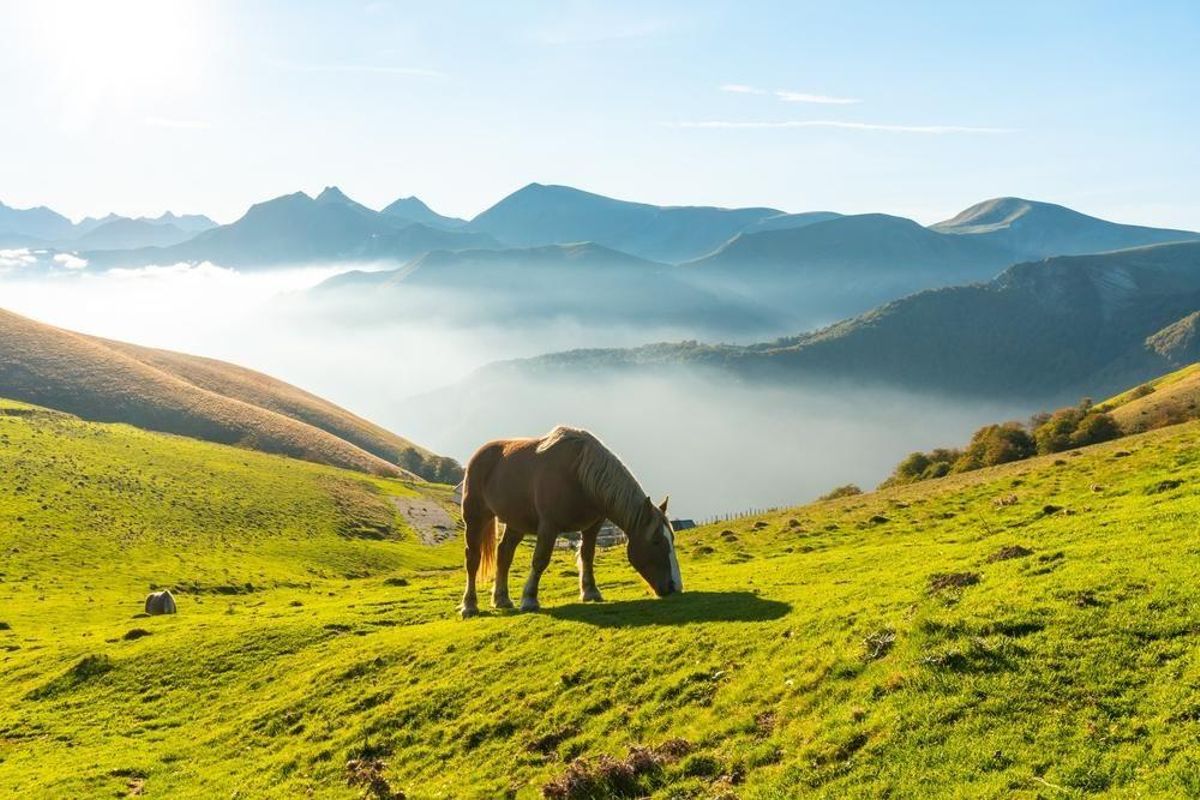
[23,0,205,117]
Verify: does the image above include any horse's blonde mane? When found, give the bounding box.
[537,425,649,534]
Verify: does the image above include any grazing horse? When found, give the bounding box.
[458,425,682,618]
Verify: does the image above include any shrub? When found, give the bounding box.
[1129,383,1156,400]
[1071,412,1121,447]
[1034,407,1085,453]
[819,484,862,501]
[880,448,961,487]
[1034,404,1122,453]
[954,423,1035,472]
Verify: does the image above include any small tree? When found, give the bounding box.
[1033,407,1085,454]
[955,423,1036,472]
[1071,412,1121,447]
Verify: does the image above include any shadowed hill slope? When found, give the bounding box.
[466,182,781,262]
[311,242,784,335]
[0,308,456,479]
[501,241,1200,399]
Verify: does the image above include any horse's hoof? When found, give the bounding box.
[492,597,514,610]
[459,605,480,619]
[580,591,604,603]
[519,598,541,613]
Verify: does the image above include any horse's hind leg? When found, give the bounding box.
[520,524,558,612]
[492,525,524,609]
[578,521,604,602]
[459,501,493,619]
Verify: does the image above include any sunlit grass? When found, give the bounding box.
[2,398,1200,797]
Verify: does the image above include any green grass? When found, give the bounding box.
[3,397,1200,798]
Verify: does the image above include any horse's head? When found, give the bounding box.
[627,496,683,597]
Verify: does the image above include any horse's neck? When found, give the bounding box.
[602,483,646,536]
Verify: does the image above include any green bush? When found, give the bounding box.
[1034,402,1122,454]
[819,484,863,501]
[954,423,1036,472]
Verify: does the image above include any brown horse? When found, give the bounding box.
[458,425,682,617]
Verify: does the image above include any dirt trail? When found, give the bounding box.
[392,497,458,545]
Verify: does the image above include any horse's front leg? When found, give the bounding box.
[520,525,558,612]
[578,521,604,602]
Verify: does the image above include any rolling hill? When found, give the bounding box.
[489,240,1200,400]
[466,183,783,263]
[309,243,784,335]
[1098,361,1200,434]
[932,197,1200,258]
[4,386,1200,797]
[0,307,458,481]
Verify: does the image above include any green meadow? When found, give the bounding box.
[2,396,1200,798]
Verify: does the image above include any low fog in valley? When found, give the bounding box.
[0,258,1033,517]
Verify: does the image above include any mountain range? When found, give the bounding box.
[5,184,1199,350]
[471,240,1200,401]
[308,242,782,334]
[0,201,216,249]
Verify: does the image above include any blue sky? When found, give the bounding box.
[1,0,1197,227]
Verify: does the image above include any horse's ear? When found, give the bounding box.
[658,495,669,514]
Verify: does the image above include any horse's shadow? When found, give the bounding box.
[543,590,790,627]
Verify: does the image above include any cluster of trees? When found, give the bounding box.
[398,449,464,484]
[882,399,1122,488]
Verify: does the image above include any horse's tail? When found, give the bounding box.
[463,444,500,581]
[478,515,497,580]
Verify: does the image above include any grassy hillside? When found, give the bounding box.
[4,396,1200,797]
[0,307,457,481]
[1099,361,1200,433]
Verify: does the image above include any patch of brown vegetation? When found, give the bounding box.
[346,758,404,800]
[542,739,691,800]
[928,572,980,592]
[987,545,1034,563]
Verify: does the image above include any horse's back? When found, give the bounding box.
[464,431,594,529]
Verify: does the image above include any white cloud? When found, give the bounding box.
[0,248,38,271]
[720,83,768,95]
[668,120,1014,134]
[53,252,88,269]
[775,90,860,105]
[721,84,861,104]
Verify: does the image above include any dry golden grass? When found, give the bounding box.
[0,307,434,478]
[1101,362,1200,433]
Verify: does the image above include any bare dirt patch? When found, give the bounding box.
[391,497,458,545]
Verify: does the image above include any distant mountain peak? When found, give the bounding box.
[933,197,1060,233]
[315,186,354,204]
[381,195,465,229]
